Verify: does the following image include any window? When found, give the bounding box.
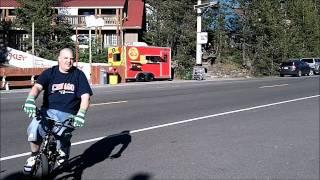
[281,62,293,66]
[101,9,116,15]
[301,59,314,63]
[106,34,117,46]
[146,56,161,63]
[294,61,301,65]
[8,9,15,16]
[78,9,94,15]
[113,53,121,62]
[163,54,168,62]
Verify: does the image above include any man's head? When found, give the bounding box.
[58,48,74,73]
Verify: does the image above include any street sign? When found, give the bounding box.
[197,32,208,44]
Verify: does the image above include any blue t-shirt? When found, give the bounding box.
[36,66,93,115]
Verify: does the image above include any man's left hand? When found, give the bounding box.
[73,109,86,128]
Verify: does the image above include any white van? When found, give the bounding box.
[300,58,320,75]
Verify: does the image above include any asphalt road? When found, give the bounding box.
[1,76,319,179]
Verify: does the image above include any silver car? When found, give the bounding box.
[300,58,320,75]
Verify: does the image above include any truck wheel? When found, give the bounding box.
[145,74,154,82]
[136,73,145,82]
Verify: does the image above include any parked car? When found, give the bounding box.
[279,60,311,77]
[300,58,320,75]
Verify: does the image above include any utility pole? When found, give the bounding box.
[193,0,219,80]
[85,15,104,84]
[75,25,79,67]
[196,0,202,66]
[32,22,35,68]
[32,22,34,56]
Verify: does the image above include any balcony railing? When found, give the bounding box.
[64,15,118,27]
[1,15,119,27]
[0,16,16,22]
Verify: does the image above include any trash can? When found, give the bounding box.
[109,74,118,85]
[99,69,107,84]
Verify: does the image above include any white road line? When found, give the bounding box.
[0,97,25,100]
[131,94,319,133]
[90,101,127,107]
[259,84,289,88]
[0,89,29,94]
[0,99,127,104]
[0,152,31,161]
[1,94,319,162]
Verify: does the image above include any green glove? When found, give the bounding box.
[73,109,86,128]
[23,95,36,118]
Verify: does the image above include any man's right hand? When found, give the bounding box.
[23,95,36,118]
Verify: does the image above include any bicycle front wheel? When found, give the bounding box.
[34,154,49,179]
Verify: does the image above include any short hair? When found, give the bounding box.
[59,48,73,57]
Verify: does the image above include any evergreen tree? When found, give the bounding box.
[202,0,241,64]
[144,0,197,78]
[15,0,74,60]
[145,0,320,77]
[0,20,13,63]
[237,0,320,76]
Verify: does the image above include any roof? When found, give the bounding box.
[0,0,126,8]
[56,0,126,8]
[0,0,20,8]
[123,0,144,29]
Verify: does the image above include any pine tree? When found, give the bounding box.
[144,0,197,78]
[15,0,74,60]
[145,0,320,77]
[0,20,13,63]
[237,0,320,76]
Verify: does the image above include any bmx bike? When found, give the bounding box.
[23,111,74,179]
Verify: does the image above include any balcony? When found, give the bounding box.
[1,15,119,28]
[0,16,16,22]
[61,15,119,28]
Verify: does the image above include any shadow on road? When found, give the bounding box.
[1,131,132,180]
[1,171,36,180]
[129,173,152,180]
[52,130,132,179]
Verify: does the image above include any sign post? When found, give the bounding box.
[193,0,219,80]
[85,15,105,84]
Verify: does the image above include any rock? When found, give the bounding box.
[203,63,249,79]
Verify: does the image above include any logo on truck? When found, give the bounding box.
[128,47,139,60]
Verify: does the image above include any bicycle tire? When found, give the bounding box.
[34,154,49,179]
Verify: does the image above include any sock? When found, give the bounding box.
[31,152,39,156]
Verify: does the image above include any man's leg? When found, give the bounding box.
[47,109,74,165]
[30,141,41,152]
[56,133,72,165]
[24,118,41,172]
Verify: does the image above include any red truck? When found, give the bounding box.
[107,45,172,82]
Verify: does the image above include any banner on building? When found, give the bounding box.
[5,47,93,80]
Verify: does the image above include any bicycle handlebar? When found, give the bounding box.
[34,108,75,129]
[22,106,76,129]
[45,117,75,130]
